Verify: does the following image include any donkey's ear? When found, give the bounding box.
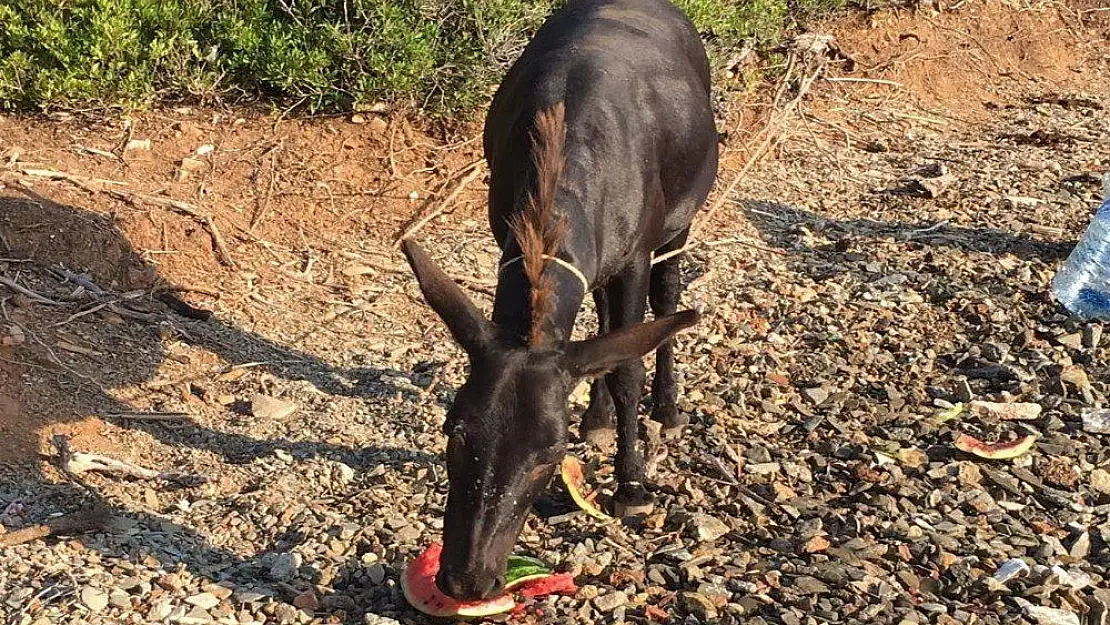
[563,310,699,378]
[402,239,493,354]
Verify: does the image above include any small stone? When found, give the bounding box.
[802,387,829,405]
[898,448,929,469]
[273,603,299,624]
[690,513,730,542]
[335,462,356,484]
[186,592,221,610]
[109,590,131,609]
[148,599,175,620]
[293,590,319,612]
[321,594,358,613]
[970,400,1042,421]
[252,394,299,420]
[1091,469,1110,494]
[681,592,719,621]
[593,591,628,613]
[1083,324,1102,350]
[80,587,109,613]
[175,157,208,181]
[366,563,387,585]
[745,446,773,464]
[746,462,781,475]
[805,535,831,553]
[269,552,303,581]
[793,576,829,595]
[158,573,186,591]
[954,380,974,403]
[1058,333,1084,350]
[204,584,234,601]
[1070,532,1091,559]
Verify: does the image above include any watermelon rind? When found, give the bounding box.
[560,455,613,521]
[507,554,548,570]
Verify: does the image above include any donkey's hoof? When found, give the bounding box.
[661,423,687,440]
[651,406,689,435]
[582,426,617,450]
[612,483,654,518]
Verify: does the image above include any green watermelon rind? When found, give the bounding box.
[505,567,552,589]
[507,554,548,570]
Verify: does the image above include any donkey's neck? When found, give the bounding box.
[492,260,587,345]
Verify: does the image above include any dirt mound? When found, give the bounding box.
[828,0,1108,118]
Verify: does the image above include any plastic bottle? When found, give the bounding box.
[1051,174,1110,320]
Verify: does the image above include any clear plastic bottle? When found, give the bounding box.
[1051,174,1110,320]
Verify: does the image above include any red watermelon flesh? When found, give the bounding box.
[515,572,578,598]
[401,543,516,618]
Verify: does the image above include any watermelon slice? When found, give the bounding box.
[401,543,515,617]
[514,572,578,598]
[953,433,1036,460]
[560,455,613,521]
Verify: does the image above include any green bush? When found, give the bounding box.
[0,0,844,115]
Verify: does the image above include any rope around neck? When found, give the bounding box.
[498,254,590,293]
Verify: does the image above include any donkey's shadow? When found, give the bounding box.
[0,189,441,621]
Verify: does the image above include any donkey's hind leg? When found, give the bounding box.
[649,229,690,438]
[580,289,616,447]
[603,259,654,517]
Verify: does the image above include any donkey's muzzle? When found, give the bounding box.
[437,567,506,601]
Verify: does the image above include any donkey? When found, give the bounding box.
[401,0,718,601]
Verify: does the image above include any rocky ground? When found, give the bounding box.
[2,2,1110,625]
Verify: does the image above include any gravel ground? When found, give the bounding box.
[3,9,1110,625]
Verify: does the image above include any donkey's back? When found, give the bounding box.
[484,0,717,278]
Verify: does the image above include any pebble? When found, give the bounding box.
[251,394,299,420]
[366,562,387,584]
[1091,469,1110,494]
[269,552,303,581]
[681,592,719,620]
[593,591,628,613]
[80,587,109,613]
[690,513,731,542]
[186,592,221,610]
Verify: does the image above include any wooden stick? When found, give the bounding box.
[0,504,109,547]
[106,190,236,268]
[64,451,207,485]
[394,163,484,247]
[825,76,903,88]
[0,276,63,305]
[103,411,193,423]
[204,216,236,268]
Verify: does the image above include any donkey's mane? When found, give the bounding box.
[508,103,567,347]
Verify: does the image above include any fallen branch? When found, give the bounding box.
[14,166,126,190]
[103,411,193,423]
[63,451,207,486]
[0,276,63,306]
[394,161,484,247]
[106,190,236,268]
[0,503,109,548]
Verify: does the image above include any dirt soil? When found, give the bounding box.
[1,1,1109,624]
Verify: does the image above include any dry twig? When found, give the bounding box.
[394,161,484,247]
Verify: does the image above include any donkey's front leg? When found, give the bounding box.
[604,259,654,517]
[581,290,616,447]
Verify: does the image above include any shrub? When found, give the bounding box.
[0,0,844,115]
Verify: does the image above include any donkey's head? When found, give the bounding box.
[402,239,697,600]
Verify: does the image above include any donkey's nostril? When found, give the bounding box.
[491,576,506,594]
